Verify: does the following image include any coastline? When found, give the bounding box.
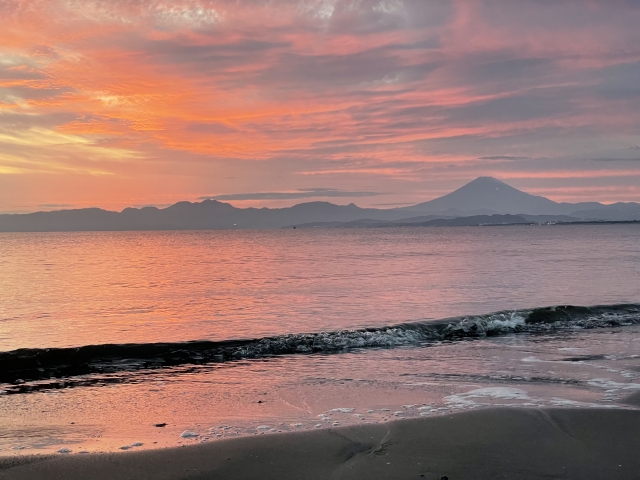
[1,407,639,480]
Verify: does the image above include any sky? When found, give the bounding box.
[1,0,640,213]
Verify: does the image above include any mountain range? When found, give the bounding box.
[1,177,638,232]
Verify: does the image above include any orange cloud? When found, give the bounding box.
[1,0,640,211]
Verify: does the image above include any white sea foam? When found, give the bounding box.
[550,398,586,406]
[445,387,530,405]
[587,379,640,390]
[521,356,544,363]
[327,408,355,413]
[180,431,199,438]
[486,313,527,330]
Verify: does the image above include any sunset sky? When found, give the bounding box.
[1,0,640,213]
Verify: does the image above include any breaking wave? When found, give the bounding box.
[1,303,639,393]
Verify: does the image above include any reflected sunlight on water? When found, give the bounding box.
[1,225,639,350]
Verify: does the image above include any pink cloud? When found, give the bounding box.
[1,0,640,211]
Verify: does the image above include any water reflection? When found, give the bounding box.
[1,225,639,350]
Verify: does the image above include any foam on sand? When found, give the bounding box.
[3,408,639,480]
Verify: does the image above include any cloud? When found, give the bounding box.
[2,0,640,211]
[186,122,236,134]
[595,61,640,100]
[478,155,531,161]
[199,188,385,201]
[138,38,291,70]
[593,158,640,162]
[445,92,575,124]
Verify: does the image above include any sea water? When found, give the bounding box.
[0,225,639,454]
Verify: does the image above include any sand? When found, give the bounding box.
[1,407,639,480]
[621,390,640,407]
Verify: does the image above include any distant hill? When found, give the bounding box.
[1,177,638,232]
[569,203,640,221]
[290,214,532,229]
[0,200,414,232]
[286,214,596,229]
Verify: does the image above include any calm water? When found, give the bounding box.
[1,225,639,455]
[1,225,639,350]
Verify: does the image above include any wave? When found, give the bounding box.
[1,303,639,393]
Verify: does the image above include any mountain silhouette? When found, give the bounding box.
[0,201,411,232]
[400,176,603,216]
[0,177,638,232]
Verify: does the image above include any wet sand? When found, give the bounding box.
[1,407,639,480]
[621,390,640,407]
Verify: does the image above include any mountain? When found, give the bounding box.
[399,177,603,216]
[1,177,638,232]
[0,200,415,232]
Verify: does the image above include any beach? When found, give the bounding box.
[3,0,640,477]
[2,407,639,480]
[1,228,640,458]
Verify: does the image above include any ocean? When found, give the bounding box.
[1,224,639,454]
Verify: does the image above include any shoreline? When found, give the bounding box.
[1,407,639,480]
[3,303,637,392]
